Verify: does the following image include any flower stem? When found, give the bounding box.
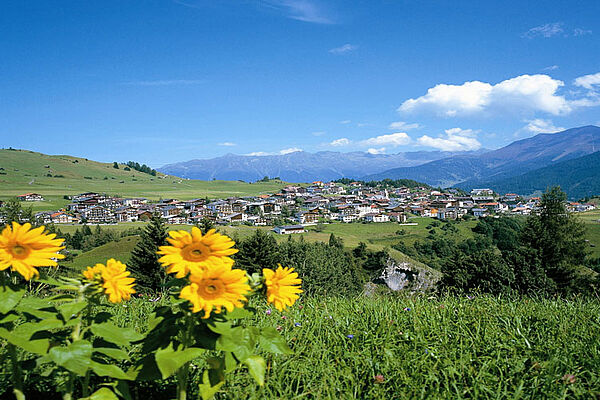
[8,343,25,400]
[176,313,194,400]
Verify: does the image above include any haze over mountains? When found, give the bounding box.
[158,150,485,183]
[158,125,600,198]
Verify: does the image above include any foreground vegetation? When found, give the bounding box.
[2,295,599,399]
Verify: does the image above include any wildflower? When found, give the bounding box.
[294,322,301,327]
[82,264,104,280]
[374,374,385,384]
[157,227,237,278]
[403,307,411,311]
[346,334,354,339]
[179,262,250,318]
[281,315,287,320]
[562,374,576,384]
[0,222,65,280]
[298,305,303,310]
[276,325,283,332]
[263,264,303,311]
[265,308,272,315]
[100,259,136,303]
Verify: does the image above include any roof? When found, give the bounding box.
[276,225,305,230]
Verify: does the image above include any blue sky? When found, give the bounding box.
[1,0,600,167]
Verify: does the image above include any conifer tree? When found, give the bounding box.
[128,213,168,292]
[236,229,279,274]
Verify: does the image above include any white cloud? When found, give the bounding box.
[362,132,411,147]
[245,147,302,156]
[367,148,386,154]
[339,120,351,124]
[522,22,564,38]
[279,147,302,154]
[329,138,351,146]
[261,0,333,24]
[329,44,357,55]
[388,121,420,130]
[574,72,600,90]
[417,128,481,151]
[399,74,572,116]
[218,142,236,146]
[573,28,592,36]
[522,119,565,134]
[311,131,326,136]
[543,65,559,71]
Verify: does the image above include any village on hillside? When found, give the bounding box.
[1,182,596,231]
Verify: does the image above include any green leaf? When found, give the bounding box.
[16,297,57,319]
[155,344,204,379]
[0,285,25,314]
[58,301,87,321]
[91,322,143,347]
[48,340,92,375]
[80,387,119,400]
[199,369,225,400]
[0,313,19,324]
[94,347,130,361]
[243,355,266,386]
[225,307,252,320]
[0,326,49,354]
[207,320,232,335]
[259,327,293,355]
[217,326,258,361]
[90,361,132,380]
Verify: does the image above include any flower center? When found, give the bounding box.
[199,278,225,299]
[182,243,211,262]
[11,244,31,260]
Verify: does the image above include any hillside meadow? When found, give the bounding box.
[0,149,291,211]
[2,295,598,399]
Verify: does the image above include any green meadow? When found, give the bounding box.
[4,295,598,399]
[0,149,290,211]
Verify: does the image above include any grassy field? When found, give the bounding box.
[0,149,291,211]
[61,235,141,271]
[56,211,600,272]
[577,210,600,257]
[7,294,598,399]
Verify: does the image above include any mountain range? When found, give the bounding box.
[158,125,600,199]
[158,150,484,182]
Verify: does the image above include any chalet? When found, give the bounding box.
[17,193,44,201]
[273,225,306,234]
[472,208,488,218]
[364,213,390,223]
[221,213,248,224]
[81,206,114,224]
[388,212,408,223]
[296,211,319,224]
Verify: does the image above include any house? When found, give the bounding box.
[364,213,390,223]
[273,225,306,234]
[472,208,488,218]
[17,193,44,201]
[50,212,78,224]
[81,206,114,223]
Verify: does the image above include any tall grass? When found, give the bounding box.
[105,294,600,399]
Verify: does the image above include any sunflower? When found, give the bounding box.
[179,262,250,318]
[263,265,303,311]
[0,222,65,280]
[93,259,136,303]
[157,227,238,278]
[82,264,105,281]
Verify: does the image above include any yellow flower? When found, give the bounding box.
[157,227,238,278]
[263,265,303,311]
[96,259,136,303]
[0,222,65,280]
[82,264,104,280]
[179,262,250,318]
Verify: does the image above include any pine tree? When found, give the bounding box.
[128,213,168,292]
[235,230,279,274]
